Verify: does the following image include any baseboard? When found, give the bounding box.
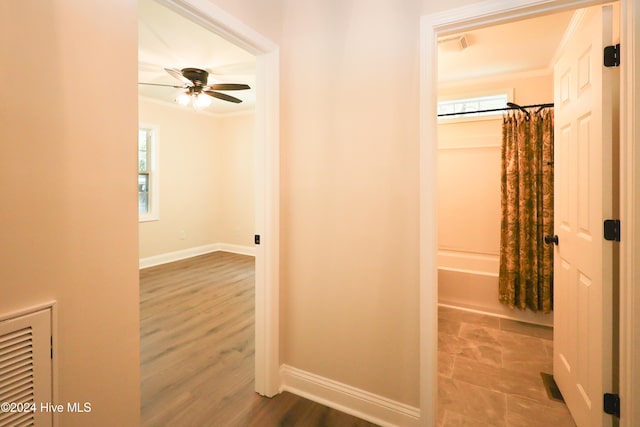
[438,302,553,327]
[279,365,420,427]
[139,243,255,269]
[214,243,256,257]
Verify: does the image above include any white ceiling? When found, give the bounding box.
[438,10,576,83]
[138,0,256,114]
[139,1,575,112]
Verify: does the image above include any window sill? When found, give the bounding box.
[437,113,503,124]
[139,214,159,223]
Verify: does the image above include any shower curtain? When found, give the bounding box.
[498,108,554,313]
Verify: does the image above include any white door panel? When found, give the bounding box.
[553,4,617,427]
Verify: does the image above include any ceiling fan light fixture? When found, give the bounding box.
[175,92,191,106]
[142,67,249,108]
[194,93,212,109]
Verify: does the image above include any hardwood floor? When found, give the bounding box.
[140,252,378,427]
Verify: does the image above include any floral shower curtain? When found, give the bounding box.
[498,108,554,313]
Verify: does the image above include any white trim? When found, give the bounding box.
[437,248,499,258]
[437,88,512,102]
[419,11,439,427]
[139,243,256,269]
[437,89,512,123]
[437,144,501,150]
[253,48,281,396]
[421,1,638,426]
[428,0,606,36]
[0,300,56,322]
[437,249,499,273]
[438,303,553,327]
[619,0,640,424]
[280,365,420,427]
[138,124,160,222]
[437,114,503,124]
[438,266,498,277]
[215,243,256,257]
[158,0,280,397]
[139,244,218,269]
[156,0,275,55]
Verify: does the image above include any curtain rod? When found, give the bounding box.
[437,102,554,117]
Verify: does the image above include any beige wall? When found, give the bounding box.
[216,113,256,246]
[0,1,140,426]
[437,74,555,324]
[138,100,255,259]
[278,0,422,406]
[438,119,502,255]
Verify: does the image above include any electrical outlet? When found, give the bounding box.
[179,230,186,240]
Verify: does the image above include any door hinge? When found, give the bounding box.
[604,44,620,67]
[604,393,620,418]
[254,234,261,245]
[50,336,53,359]
[603,219,621,241]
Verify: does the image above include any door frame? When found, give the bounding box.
[157,0,281,397]
[419,0,639,426]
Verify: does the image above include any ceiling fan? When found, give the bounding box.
[139,67,250,106]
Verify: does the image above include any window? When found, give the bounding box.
[438,92,512,122]
[138,127,158,221]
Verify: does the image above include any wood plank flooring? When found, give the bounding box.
[140,252,378,427]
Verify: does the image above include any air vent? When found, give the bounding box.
[438,34,469,51]
[0,327,35,426]
[0,308,53,427]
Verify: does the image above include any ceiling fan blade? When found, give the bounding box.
[138,82,183,88]
[203,90,243,104]
[207,83,250,91]
[165,68,193,86]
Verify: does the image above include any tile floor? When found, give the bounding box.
[438,305,577,427]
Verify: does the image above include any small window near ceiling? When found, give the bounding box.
[138,127,158,221]
[438,92,511,122]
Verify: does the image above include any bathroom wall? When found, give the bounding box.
[437,73,554,325]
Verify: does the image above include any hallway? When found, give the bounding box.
[139,252,378,426]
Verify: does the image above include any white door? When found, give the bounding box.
[553,4,617,427]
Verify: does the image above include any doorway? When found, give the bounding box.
[435,11,570,425]
[420,1,638,426]
[138,0,281,401]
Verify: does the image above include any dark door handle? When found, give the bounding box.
[544,234,559,245]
